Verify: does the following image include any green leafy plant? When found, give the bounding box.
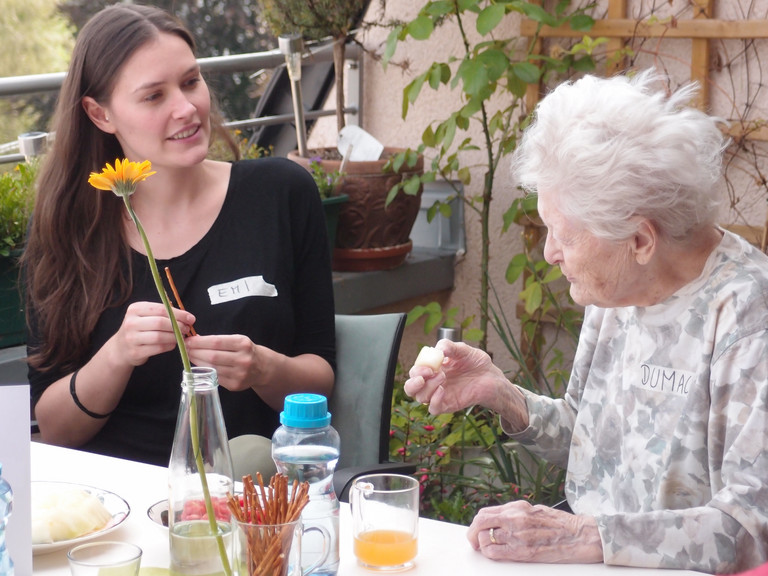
[406,303,482,343]
[208,130,272,162]
[392,228,581,525]
[392,276,578,525]
[382,4,594,522]
[501,195,582,377]
[390,368,567,525]
[237,139,272,161]
[0,161,38,258]
[257,0,366,135]
[382,0,596,350]
[309,157,344,199]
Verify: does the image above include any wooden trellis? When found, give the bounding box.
[520,0,768,250]
[521,0,768,140]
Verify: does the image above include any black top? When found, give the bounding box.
[28,158,336,466]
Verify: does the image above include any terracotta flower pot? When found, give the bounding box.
[288,148,424,272]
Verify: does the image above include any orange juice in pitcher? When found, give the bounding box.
[353,529,418,567]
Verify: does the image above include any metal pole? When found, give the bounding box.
[279,34,308,157]
[17,131,48,161]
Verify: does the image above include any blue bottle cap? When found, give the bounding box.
[280,393,331,428]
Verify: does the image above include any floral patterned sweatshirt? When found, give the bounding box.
[510,230,768,574]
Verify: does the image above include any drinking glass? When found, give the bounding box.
[67,541,142,576]
[350,473,419,571]
[236,518,329,576]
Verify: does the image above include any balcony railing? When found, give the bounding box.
[0,40,459,321]
[0,41,362,165]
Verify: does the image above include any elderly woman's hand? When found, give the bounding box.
[467,501,603,564]
[404,340,514,416]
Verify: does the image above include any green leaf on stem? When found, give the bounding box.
[429,63,451,89]
[542,266,563,283]
[570,14,595,32]
[511,61,541,83]
[478,48,509,82]
[458,0,481,13]
[382,27,402,67]
[427,0,456,16]
[521,2,559,27]
[406,72,429,114]
[505,252,528,284]
[435,115,458,151]
[572,55,597,72]
[408,15,435,40]
[422,125,437,147]
[521,280,544,315]
[477,3,505,35]
[403,175,422,195]
[386,183,401,206]
[456,58,488,96]
[392,151,406,173]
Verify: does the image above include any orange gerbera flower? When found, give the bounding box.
[88,158,155,197]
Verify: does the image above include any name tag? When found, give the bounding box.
[639,363,694,397]
[208,276,278,305]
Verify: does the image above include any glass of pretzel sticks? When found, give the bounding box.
[228,473,330,576]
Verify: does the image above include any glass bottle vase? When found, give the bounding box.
[168,367,235,576]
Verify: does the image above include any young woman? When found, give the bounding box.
[24,4,335,466]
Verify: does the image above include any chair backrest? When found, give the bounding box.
[329,313,406,470]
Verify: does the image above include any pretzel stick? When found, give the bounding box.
[286,481,308,523]
[229,473,310,576]
[246,475,264,524]
[226,493,245,523]
[164,267,197,335]
[255,537,283,575]
[256,473,273,523]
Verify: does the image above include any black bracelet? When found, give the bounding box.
[69,369,114,419]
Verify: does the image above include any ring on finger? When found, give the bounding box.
[489,527,498,544]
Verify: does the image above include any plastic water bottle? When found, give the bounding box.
[0,463,14,576]
[272,394,340,576]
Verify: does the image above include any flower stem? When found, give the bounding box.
[121,197,191,373]
[122,196,232,576]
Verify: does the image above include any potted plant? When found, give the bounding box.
[258,0,425,271]
[306,156,349,254]
[0,160,37,348]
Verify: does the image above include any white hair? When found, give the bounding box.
[512,69,728,242]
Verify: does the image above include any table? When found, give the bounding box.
[31,442,692,575]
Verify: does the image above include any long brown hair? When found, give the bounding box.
[24,4,236,372]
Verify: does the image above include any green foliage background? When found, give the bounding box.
[0,0,74,147]
[60,0,277,125]
[1,0,279,148]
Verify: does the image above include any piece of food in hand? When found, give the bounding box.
[414,346,445,371]
[31,486,112,544]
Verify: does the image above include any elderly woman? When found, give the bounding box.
[405,70,768,574]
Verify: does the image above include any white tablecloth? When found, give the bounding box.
[30,442,692,575]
